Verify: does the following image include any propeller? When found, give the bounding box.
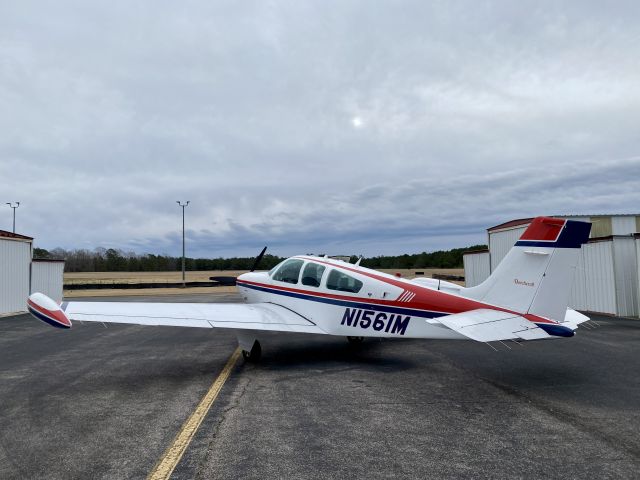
[250,246,268,272]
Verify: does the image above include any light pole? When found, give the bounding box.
[176,201,190,287]
[6,202,19,233]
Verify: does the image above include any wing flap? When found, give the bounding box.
[436,309,549,342]
[62,300,327,334]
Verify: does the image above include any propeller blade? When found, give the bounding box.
[250,246,268,272]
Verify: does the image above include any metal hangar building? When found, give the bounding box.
[464,215,640,318]
[0,230,64,316]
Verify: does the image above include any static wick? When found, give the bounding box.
[485,342,499,352]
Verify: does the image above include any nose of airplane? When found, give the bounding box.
[237,271,267,283]
[237,272,249,282]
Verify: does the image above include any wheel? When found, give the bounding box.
[242,340,262,362]
[347,336,365,344]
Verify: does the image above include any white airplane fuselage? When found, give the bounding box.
[237,256,494,340]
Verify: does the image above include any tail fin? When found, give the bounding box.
[463,217,591,322]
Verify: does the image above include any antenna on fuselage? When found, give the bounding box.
[354,256,363,267]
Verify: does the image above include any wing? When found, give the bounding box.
[27,293,326,334]
[435,309,554,342]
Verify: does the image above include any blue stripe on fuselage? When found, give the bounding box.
[237,281,447,319]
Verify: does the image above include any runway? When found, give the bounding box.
[1,293,639,479]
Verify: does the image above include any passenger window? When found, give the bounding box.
[301,263,326,287]
[271,259,304,284]
[326,269,363,293]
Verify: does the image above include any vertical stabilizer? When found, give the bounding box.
[462,217,591,321]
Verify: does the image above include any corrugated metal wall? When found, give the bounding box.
[612,216,637,235]
[0,238,31,315]
[31,261,65,303]
[637,238,640,313]
[569,240,617,314]
[463,251,490,287]
[590,216,613,237]
[489,226,526,272]
[612,237,639,317]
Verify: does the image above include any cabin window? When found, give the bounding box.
[301,262,326,287]
[271,259,304,284]
[326,269,363,293]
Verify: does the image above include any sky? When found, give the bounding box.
[1,1,639,258]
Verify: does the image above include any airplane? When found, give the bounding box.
[27,216,592,361]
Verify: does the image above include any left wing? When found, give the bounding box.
[27,292,326,334]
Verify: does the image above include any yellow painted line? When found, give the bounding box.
[148,347,242,480]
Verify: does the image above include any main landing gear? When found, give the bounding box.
[347,336,365,344]
[242,340,262,362]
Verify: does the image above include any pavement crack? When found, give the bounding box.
[193,367,252,480]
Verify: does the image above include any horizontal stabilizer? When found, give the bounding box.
[437,309,551,342]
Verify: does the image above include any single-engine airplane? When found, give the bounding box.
[27,216,592,361]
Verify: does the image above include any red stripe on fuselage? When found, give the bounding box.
[297,257,557,324]
[238,271,557,325]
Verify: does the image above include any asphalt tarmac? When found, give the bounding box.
[0,293,639,479]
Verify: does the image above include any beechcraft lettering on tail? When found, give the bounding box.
[28,216,593,361]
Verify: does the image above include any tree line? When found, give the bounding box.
[33,245,486,273]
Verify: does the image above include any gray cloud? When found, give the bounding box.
[1,1,639,257]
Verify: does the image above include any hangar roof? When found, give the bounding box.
[487,214,640,233]
[0,230,33,241]
[487,218,533,232]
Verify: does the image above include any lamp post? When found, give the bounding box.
[176,201,190,287]
[6,202,19,233]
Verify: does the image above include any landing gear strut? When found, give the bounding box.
[347,336,365,344]
[242,340,262,362]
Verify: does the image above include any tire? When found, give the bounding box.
[242,340,262,362]
[347,336,365,344]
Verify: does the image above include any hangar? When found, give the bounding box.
[464,215,640,317]
[0,230,64,316]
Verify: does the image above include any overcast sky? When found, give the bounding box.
[1,1,639,258]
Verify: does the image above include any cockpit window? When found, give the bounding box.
[326,269,363,293]
[301,262,326,287]
[271,259,304,284]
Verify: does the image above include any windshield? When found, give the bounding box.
[271,259,304,284]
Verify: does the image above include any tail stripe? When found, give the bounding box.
[515,218,590,249]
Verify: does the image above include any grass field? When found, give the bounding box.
[63,270,249,284]
[63,268,465,297]
[64,268,464,284]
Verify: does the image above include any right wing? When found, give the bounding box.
[27,292,326,334]
[436,309,554,342]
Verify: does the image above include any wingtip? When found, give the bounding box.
[27,293,72,329]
